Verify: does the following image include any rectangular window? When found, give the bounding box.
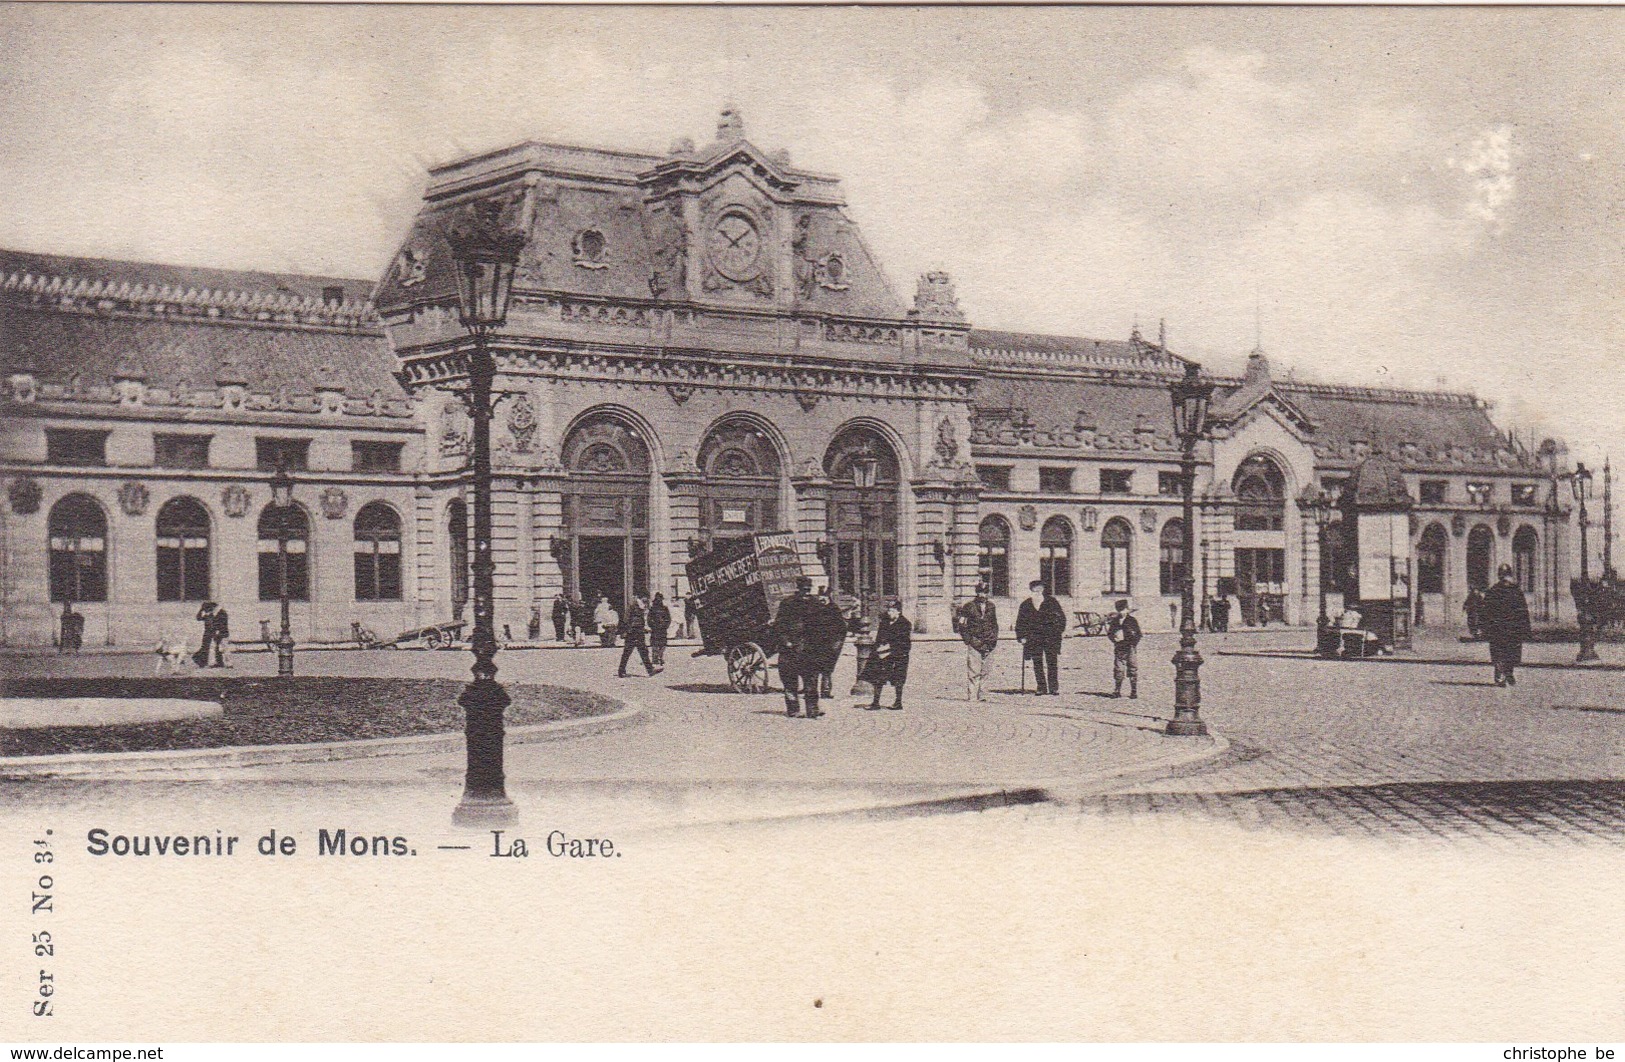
[1159,471,1183,497]
[1419,480,1447,504]
[1100,469,1133,495]
[1038,467,1073,494]
[154,434,212,469]
[1511,483,1537,506]
[256,438,310,472]
[1465,482,1493,506]
[46,429,108,467]
[352,440,404,473]
[976,465,1012,491]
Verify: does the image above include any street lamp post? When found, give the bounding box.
[1572,462,1599,664]
[270,462,296,677]
[447,210,525,827]
[849,448,881,697]
[1167,362,1214,737]
[1300,488,1337,656]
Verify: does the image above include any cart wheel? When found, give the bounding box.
[425,629,444,650]
[726,642,770,694]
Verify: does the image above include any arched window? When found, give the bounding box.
[258,504,310,602]
[1101,517,1133,595]
[48,494,107,602]
[1418,523,1448,595]
[448,499,468,618]
[1159,519,1186,596]
[697,418,782,544]
[1039,517,1073,596]
[1513,526,1538,594]
[978,516,1012,598]
[156,497,211,602]
[354,502,403,602]
[1467,525,1494,591]
[1234,455,1286,531]
[824,426,901,611]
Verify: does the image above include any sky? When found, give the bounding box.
[1,4,1621,473]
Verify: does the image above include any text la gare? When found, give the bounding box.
[491,830,619,858]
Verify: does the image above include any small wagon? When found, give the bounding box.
[686,531,804,693]
[1072,610,1110,637]
[371,620,467,650]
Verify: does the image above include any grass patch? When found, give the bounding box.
[0,677,620,757]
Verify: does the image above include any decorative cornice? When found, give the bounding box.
[1,375,415,420]
[0,269,381,332]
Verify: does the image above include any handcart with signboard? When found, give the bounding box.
[685,530,804,693]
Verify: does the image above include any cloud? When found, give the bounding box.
[1449,124,1517,228]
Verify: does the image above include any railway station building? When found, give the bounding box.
[0,110,1584,647]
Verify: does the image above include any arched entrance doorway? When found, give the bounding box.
[1232,454,1288,625]
[824,426,899,618]
[1467,524,1495,591]
[1417,522,1447,626]
[562,412,652,610]
[697,418,783,550]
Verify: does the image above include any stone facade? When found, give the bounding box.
[0,112,1587,647]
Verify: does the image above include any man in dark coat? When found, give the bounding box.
[1104,599,1142,698]
[810,586,848,699]
[646,592,672,670]
[1014,580,1068,695]
[1481,564,1532,687]
[617,595,655,677]
[209,605,231,667]
[1464,587,1485,640]
[551,594,570,642]
[865,598,912,711]
[772,576,825,718]
[194,602,217,667]
[955,582,1000,701]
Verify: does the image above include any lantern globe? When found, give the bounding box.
[1572,463,1593,502]
[446,206,526,331]
[1169,362,1214,445]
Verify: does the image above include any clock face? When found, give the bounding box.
[709,210,763,283]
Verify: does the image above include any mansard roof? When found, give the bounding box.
[0,249,407,412]
[375,114,903,323]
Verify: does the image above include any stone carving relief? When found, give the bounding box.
[1497,513,1513,537]
[506,394,537,453]
[666,383,695,406]
[320,487,348,521]
[8,476,42,515]
[222,484,251,518]
[934,417,959,465]
[913,270,966,323]
[7,373,37,404]
[795,389,820,413]
[117,481,150,517]
[1451,512,1467,537]
[647,205,689,297]
[440,399,469,458]
[1018,504,1038,531]
[1140,508,1159,534]
[1079,507,1099,532]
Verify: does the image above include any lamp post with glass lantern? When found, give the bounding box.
[269,462,296,677]
[447,209,525,826]
[1167,362,1214,736]
[1572,462,1599,663]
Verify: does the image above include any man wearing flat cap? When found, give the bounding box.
[954,582,1000,701]
[1104,598,1142,698]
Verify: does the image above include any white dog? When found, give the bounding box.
[154,636,193,675]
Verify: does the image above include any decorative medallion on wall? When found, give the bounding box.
[222,484,251,518]
[1497,513,1513,537]
[319,487,348,521]
[666,383,695,406]
[397,247,427,288]
[817,254,849,291]
[794,389,820,413]
[7,476,41,515]
[1140,508,1159,533]
[1079,507,1098,532]
[571,228,610,270]
[1018,504,1038,531]
[934,418,959,465]
[506,394,537,452]
[117,481,150,517]
[1451,512,1467,537]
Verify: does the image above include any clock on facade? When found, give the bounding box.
[709,210,763,283]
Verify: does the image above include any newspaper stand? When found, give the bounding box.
[685,530,803,693]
